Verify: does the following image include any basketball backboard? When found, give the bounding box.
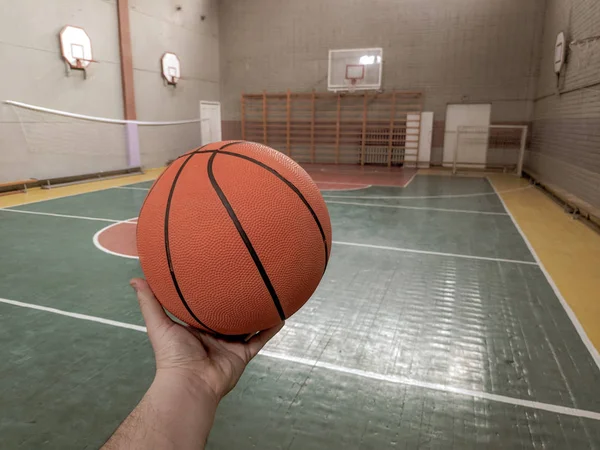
[328,48,383,92]
[161,53,181,85]
[59,26,93,69]
[554,31,566,73]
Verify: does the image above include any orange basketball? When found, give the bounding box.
[136,141,332,336]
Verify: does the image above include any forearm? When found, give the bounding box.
[102,373,219,450]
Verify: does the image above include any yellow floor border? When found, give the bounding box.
[488,174,600,361]
[0,168,164,209]
[2,169,598,361]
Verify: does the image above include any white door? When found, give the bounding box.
[443,104,491,167]
[200,101,222,145]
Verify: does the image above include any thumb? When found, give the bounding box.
[131,278,172,332]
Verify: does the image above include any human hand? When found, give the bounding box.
[131,278,284,403]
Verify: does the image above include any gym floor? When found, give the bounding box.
[1,167,599,449]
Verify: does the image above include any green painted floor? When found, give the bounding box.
[1,175,599,449]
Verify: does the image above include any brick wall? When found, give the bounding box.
[528,0,600,210]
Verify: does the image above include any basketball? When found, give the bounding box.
[136,141,332,336]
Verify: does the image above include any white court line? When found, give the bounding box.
[0,208,120,223]
[322,184,533,200]
[92,218,139,260]
[260,351,600,421]
[0,295,598,421]
[320,185,372,192]
[118,184,373,193]
[0,297,147,332]
[113,186,150,191]
[1,207,535,265]
[333,241,538,266]
[488,179,600,369]
[326,200,508,216]
[404,171,418,187]
[313,180,372,186]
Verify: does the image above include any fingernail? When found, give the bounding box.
[130,280,138,292]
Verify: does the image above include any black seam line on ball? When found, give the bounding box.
[141,141,214,211]
[207,152,287,321]
[217,149,329,272]
[180,143,329,273]
[172,141,244,162]
[164,148,218,333]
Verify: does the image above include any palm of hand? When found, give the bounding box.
[133,278,283,401]
[151,321,253,400]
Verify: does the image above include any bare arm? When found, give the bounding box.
[103,279,283,450]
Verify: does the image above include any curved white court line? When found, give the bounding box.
[322,184,533,200]
[92,218,139,260]
[0,295,599,421]
[116,183,375,193]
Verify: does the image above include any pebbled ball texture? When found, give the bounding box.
[136,141,332,336]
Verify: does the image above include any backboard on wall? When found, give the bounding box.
[328,48,383,92]
[59,26,93,71]
[554,31,566,73]
[161,53,181,85]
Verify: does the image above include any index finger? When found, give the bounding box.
[245,321,285,358]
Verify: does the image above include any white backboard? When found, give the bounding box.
[554,32,566,74]
[161,53,181,84]
[328,48,383,92]
[59,26,93,69]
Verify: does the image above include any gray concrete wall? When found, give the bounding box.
[0,0,220,181]
[130,0,220,167]
[219,0,545,144]
[0,0,124,182]
[527,0,600,211]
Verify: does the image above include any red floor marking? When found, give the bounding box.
[96,222,139,258]
[94,165,413,259]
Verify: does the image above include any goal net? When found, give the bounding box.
[6,101,202,181]
[453,125,527,176]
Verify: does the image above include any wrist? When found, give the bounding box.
[153,368,221,409]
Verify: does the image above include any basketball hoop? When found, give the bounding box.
[59,25,95,80]
[345,64,365,94]
[161,53,181,87]
[66,57,97,79]
[347,78,358,93]
[166,66,179,86]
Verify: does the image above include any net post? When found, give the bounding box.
[125,122,140,167]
